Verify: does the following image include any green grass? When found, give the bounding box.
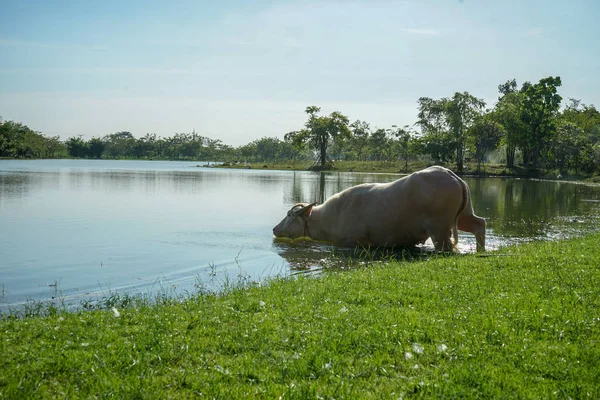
[217,160,596,180]
[1,236,600,398]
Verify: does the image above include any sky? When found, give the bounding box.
[1,0,599,146]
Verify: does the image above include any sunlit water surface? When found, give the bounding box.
[1,159,599,309]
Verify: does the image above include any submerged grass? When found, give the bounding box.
[1,236,599,398]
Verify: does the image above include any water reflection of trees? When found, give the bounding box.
[467,178,600,237]
[0,172,60,202]
[285,171,400,205]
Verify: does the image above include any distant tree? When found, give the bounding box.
[468,113,504,172]
[560,100,600,172]
[44,136,67,158]
[133,133,157,159]
[390,125,416,171]
[254,137,280,162]
[549,121,585,173]
[103,131,136,158]
[518,76,562,168]
[66,136,88,158]
[417,93,485,170]
[349,120,371,161]
[445,92,486,172]
[369,128,389,161]
[88,138,105,159]
[285,106,350,168]
[494,88,525,168]
[498,78,518,98]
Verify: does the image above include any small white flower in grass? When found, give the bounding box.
[437,344,448,353]
[81,342,90,347]
[405,352,413,360]
[111,307,120,318]
[412,343,424,354]
[259,301,266,307]
[324,361,332,370]
[339,306,348,313]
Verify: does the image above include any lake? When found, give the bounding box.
[1,159,600,310]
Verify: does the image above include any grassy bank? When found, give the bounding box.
[1,236,599,398]
[217,160,596,181]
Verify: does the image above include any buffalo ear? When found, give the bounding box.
[294,202,318,217]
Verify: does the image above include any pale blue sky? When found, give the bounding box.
[1,0,598,145]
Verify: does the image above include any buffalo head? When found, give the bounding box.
[272,202,317,238]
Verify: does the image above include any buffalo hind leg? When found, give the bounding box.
[457,215,486,252]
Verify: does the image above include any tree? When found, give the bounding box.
[498,78,518,98]
[560,100,600,173]
[391,125,416,171]
[369,128,389,161]
[494,88,525,168]
[66,136,88,158]
[349,120,371,161]
[468,113,504,172]
[88,138,105,159]
[549,121,585,173]
[103,131,136,158]
[446,92,486,172]
[417,97,454,163]
[285,106,350,168]
[519,76,562,169]
[417,93,485,171]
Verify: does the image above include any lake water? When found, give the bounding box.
[1,159,600,309]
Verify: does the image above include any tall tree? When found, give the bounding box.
[494,87,525,168]
[103,131,136,159]
[285,106,350,168]
[468,113,504,172]
[66,136,88,158]
[417,93,485,171]
[88,137,105,159]
[417,97,454,163]
[549,121,585,173]
[446,92,486,172]
[370,128,389,161]
[349,120,371,161]
[560,99,600,172]
[519,76,562,169]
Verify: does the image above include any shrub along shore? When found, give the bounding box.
[1,235,599,398]
[216,160,600,182]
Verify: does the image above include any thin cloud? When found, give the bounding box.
[526,28,544,36]
[0,38,107,51]
[400,28,440,36]
[0,66,279,77]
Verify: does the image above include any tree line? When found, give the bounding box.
[2,75,599,174]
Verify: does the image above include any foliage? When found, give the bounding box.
[3,74,600,178]
[549,121,585,173]
[285,106,351,168]
[493,89,526,168]
[348,120,371,161]
[390,125,416,171]
[417,93,485,171]
[518,76,563,169]
[0,119,67,158]
[1,235,599,398]
[468,113,504,172]
[559,99,600,173]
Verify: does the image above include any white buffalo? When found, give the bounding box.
[273,166,486,252]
